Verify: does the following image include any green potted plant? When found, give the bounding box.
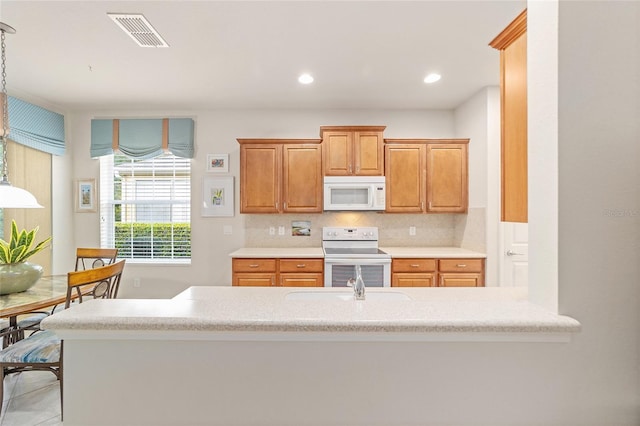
[0,220,52,295]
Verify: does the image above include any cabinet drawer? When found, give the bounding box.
[279,259,323,273]
[232,258,277,273]
[392,258,437,272]
[438,259,484,273]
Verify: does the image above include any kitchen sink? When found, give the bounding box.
[284,290,411,301]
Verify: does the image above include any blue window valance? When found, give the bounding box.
[90,118,195,159]
[7,96,65,156]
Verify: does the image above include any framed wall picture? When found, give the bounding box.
[207,153,229,173]
[75,178,97,212]
[202,176,234,217]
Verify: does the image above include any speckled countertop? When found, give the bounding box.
[229,247,324,258]
[41,286,580,339]
[229,247,485,258]
[381,247,486,258]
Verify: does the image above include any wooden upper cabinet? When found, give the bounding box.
[426,142,468,213]
[384,143,425,213]
[385,139,468,214]
[239,143,281,213]
[321,130,352,175]
[282,144,323,212]
[238,139,322,213]
[321,126,385,176]
[490,9,527,223]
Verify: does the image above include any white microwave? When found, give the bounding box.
[323,176,386,211]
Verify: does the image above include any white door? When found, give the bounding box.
[500,222,529,287]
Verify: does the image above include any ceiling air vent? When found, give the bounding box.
[108,13,169,48]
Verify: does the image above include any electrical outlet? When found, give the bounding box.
[278,226,285,236]
[409,226,416,236]
[133,278,141,288]
[269,226,275,236]
[223,225,233,235]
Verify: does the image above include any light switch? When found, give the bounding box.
[223,225,233,235]
[278,226,285,236]
[269,226,275,236]
[409,226,416,236]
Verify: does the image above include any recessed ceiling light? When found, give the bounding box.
[298,73,314,85]
[423,73,442,84]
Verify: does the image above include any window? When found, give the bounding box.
[100,152,191,262]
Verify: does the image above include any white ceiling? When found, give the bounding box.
[0,1,525,112]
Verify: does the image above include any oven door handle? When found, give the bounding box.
[325,258,390,265]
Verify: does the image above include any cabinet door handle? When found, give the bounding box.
[271,277,275,286]
[296,264,306,268]
[456,264,467,268]
[506,250,524,256]
[249,264,259,268]
[410,264,420,268]
[284,201,287,210]
[349,165,352,174]
[275,201,278,210]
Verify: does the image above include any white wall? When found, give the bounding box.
[555,0,640,420]
[528,0,559,311]
[454,86,500,283]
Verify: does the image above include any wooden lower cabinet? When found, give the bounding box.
[233,258,323,287]
[392,273,436,287]
[439,273,484,288]
[391,257,485,287]
[280,273,323,287]
[234,273,276,287]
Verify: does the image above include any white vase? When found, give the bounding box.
[0,262,43,295]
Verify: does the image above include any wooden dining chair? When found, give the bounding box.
[75,247,118,271]
[0,259,126,419]
[6,248,119,341]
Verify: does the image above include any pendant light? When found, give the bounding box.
[0,22,42,208]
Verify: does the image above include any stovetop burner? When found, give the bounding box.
[323,248,388,256]
[322,227,389,259]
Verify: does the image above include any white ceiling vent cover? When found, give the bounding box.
[108,13,169,48]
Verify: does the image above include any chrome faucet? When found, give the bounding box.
[347,265,366,300]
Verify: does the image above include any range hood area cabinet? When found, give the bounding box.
[320,126,385,176]
[385,139,469,214]
[238,139,323,213]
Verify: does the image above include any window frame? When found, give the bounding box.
[99,152,192,264]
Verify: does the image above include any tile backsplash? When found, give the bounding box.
[244,208,486,250]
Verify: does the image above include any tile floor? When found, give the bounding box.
[0,371,61,425]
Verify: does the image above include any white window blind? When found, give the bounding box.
[100,152,191,262]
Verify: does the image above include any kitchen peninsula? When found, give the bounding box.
[42,286,579,426]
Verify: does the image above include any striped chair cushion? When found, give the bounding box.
[17,312,49,328]
[0,330,60,363]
